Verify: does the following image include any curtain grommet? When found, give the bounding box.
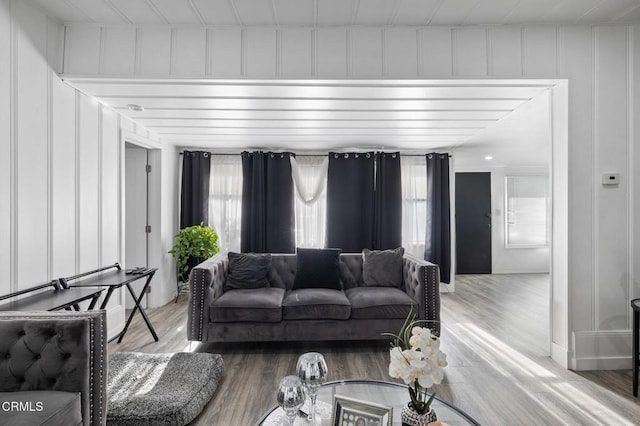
[355,153,359,158]
[345,153,349,158]
[366,153,371,158]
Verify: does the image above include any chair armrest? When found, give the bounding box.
[0,310,107,426]
[187,253,228,341]
[402,255,441,335]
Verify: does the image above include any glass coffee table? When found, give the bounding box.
[257,379,479,425]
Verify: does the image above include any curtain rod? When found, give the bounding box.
[179,151,451,157]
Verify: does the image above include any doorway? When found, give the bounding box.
[455,172,492,274]
[124,143,149,308]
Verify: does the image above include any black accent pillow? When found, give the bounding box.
[362,247,405,287]
[224,252,272,291]
[292,248,342,290]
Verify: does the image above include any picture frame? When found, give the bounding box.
[330,395,393,426]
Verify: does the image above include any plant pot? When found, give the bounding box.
[187,256,205,271]
[401,404,437,426]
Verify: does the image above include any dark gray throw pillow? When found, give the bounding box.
[362,247,405,287]
[292,248,342,290]
[224,252,271,291]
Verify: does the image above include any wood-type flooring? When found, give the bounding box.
[108,274,640,425]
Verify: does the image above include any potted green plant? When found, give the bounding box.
[169,223,219,283]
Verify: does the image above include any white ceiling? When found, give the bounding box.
[31,0,640,26]
[35,0,601,165]
[454,88,551,168]
[66,77,553,158]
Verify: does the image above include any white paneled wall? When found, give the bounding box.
[173,28,207,75]
[246,28,277,76]
[489,27,522,76]
[139,27,172,75]
[561,26,595,339]
[64,25,101,75]
[101,27,136,75]
[15,0,48,288]
[0,0,11,292]
[634,23,640,369]
[523,27,558,76]
[60,22,640,370]
[350,28,383,76]
[77,95,100,273]
[281,28,312,76]
[0,1,163,339]
[101,107,120,271]
[595,26,630,333]
[316,28,347,76]
[51,76,77,278]
[454,28,487,76]
[420,28,453,76]
[58,24,634,86]
[209,28,242,76]
[385,28,418,76]
[59,24,589,79]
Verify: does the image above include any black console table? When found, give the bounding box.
[61,263,159,343]
[0,281,103,312]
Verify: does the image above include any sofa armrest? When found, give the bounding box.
[0,310,107,426]
[187,253,228,341]
[402,254,441,335]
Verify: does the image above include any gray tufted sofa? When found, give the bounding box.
[0,310,107,426]
[187,253,440,343]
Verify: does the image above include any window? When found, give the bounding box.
[206,153,430,254]
[505,175,549,247]
[401,156,427,258]
[209,155,243,253]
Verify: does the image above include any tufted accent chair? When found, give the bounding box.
[0,310,107,426]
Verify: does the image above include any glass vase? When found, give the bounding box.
[401,404,437,426]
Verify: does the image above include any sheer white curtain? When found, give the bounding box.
[291,156,328,248]
[401,155,427,258]
[208,155,242,253]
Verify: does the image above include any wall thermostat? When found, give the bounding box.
[602,173,620,185]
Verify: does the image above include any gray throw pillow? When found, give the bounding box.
[362,247,405,287]
[224,252,271,291]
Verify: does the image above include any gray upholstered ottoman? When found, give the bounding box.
[107,352,224,426]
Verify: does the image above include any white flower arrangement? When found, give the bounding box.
[385,310,447,414]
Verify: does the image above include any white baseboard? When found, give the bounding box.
[492,269,550,274]
[572,356,630,371]
[571,330,632,370]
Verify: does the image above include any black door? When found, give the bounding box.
[455,172,491,274]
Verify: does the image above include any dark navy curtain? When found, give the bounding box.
[241,151,295,253]
[326,152,401,252]
[373,152,402,249]
[326,152,375,252]
[180,151,210,229]
[425,153,451,284]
